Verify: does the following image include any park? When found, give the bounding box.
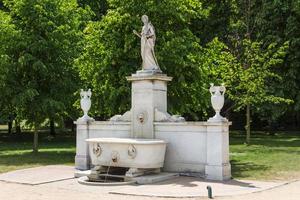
[0,0,300,199]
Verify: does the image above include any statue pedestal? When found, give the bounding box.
[127,73,172,139]
[205,121,231,180]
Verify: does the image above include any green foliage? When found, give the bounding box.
[76,0,219,119]
[1,0,299,129]
[227,0,300,125]
[0,0,91,126]
[223,40,291,111]
[255,0,300,114]
[77,0,107,20]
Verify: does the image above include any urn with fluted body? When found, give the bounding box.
[79,89,94,121]
[208,84,227,122]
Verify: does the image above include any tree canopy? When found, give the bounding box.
[0,0,300,144]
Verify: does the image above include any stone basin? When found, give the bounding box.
[86,138,167,170]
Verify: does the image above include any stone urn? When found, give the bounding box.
[208,84,227,122]
[78,89,94,122]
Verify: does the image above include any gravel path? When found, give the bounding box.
[0,166,299,200]
[0,179,299,200]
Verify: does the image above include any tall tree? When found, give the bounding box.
[216,0,292,143]
[254,0,300,128]
[1,0,90,152]
[0,10,19,133]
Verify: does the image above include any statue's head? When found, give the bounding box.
[141,15,148,24]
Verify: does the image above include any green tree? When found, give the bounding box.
[1,0,90,152]
[209,0,291,143]
[254,0,300,128]
[76,0,229,120]
[211,38,291,144]
[77,0,108,20]
[0,10,20,132]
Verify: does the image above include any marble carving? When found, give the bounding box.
[208,83,228,122]
[78,89,94,122]
[133,15,161,73]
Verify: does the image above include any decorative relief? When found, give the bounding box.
[137,110,148,124]
[111,151,120,163]
[92,143,102,157]
[109,110,131,122]
[154,108,185,122]
[128,144,137,159]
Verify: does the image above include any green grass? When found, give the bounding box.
[230,131,300,180]
[0,131,75,173]
[0,129,299,180]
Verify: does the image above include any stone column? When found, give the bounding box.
[205,121,232,181]
[126,74,172,139]
[74,120,91,170]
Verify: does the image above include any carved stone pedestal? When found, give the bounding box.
[205,121,231,180]
[126,73,172,139]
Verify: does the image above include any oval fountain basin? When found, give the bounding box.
[86,138,167,169]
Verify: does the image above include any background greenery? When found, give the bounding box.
[0,1,299,145]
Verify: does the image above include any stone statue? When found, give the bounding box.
[133,15,161,72]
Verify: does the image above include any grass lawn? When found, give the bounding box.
[0,129,75,174]
[230,131,300,180]
[0,127,299,180]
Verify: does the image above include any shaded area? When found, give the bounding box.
[230,131,300,180]
[231,159,269,179]
[0,131,75,173]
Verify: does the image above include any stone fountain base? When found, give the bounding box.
[75,120,232,181]
[77,171,178,185]
[75,72,232,182]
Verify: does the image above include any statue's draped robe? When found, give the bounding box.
[141,23,159,70]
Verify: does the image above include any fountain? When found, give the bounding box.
[75,15,231,184]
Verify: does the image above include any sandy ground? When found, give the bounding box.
[0,180,299,200]
[0,166,299,200]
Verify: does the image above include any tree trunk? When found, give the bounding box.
[8,121,12,134]
[245,103,251,144]
[71,123,75,133]
[16,125,21,134]
[50,119,56,137]
[14,119,22,134]
[33,127,39,153]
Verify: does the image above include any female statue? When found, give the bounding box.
[133,15,160,71]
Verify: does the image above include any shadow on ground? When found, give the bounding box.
[230,159,269,179]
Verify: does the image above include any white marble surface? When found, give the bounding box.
[127,74,172,139]
[87,137,167,169]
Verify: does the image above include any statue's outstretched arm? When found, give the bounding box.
[133,30,141,38]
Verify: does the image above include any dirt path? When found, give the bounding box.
[0,179,299,200]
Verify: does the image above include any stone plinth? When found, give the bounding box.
[126,74,172,139]
[205,121,231,180]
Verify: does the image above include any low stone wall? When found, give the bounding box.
[154,122,207,173]
[75,120,231,180]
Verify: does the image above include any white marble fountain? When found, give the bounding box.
[75,15,231,184]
